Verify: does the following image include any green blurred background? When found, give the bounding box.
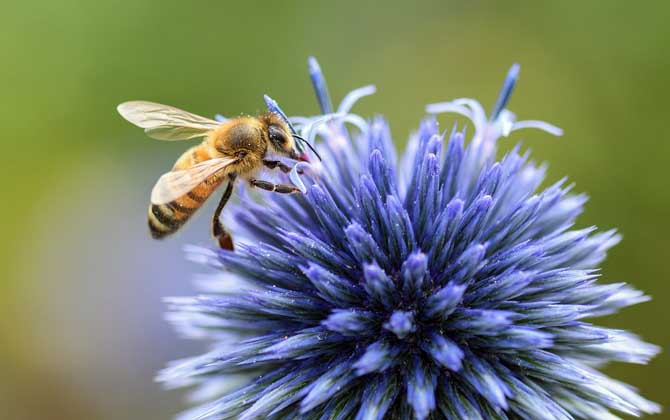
[2,1,669,418]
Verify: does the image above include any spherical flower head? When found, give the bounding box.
[159,58,660,420]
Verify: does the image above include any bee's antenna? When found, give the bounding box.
[293,134,322,161]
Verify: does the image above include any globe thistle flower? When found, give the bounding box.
[159,58,660,420]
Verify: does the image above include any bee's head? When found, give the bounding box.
[263,113,308,161]
[263,95,320,162]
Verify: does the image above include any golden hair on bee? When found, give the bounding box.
[117,100,316,250]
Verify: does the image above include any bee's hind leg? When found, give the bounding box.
[216,230,234,251]
[212,175,236,250]
[249,178,302,194]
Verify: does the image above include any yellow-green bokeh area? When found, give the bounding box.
[1,1,669,419]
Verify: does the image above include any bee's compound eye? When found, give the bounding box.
[268,125,287,145]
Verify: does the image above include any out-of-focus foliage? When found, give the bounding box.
[0,1,668,419]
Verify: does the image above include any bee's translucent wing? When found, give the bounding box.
[117,101,221,140]
[151,157,236,205]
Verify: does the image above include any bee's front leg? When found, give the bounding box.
[249,178,302,194]
[262,160,303,174]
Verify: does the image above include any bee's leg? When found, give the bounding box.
[249,178,302,194]
[212,175,236,250]
[262,160,303,174]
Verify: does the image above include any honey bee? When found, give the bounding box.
[117,100,318,250]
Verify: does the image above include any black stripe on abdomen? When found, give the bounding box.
[187,191,206,203]
[148,204,184,239]
[167,201,197,215]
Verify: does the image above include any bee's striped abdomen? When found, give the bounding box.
[147,179,225,239]
[148,200,197,239]
[147,143,224,239]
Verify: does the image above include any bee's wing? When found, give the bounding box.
[151,157,236,205]
[117,101,221,140]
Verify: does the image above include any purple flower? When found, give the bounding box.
[159,58,660,419]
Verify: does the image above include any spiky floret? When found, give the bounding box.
[159,59,659,420]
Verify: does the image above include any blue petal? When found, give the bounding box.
[322,309,377,336]
[354,374,399,420]
[361,262,397,309]
[308,56,333,114]
[490,63,520,121]
[302,262,364,307]
[405,357,437,420]
[423,332,464,371]
[383,310,416,339]
[353,341,399,376]
[300,359,357,413]
[401,252,428,297]
[344,223,391,271]
[423,282,467,320]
